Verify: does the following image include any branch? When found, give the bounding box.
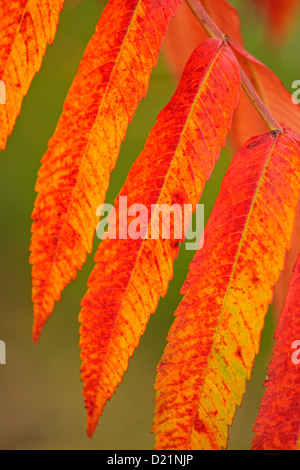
[238,66,283,132]
[185,0,283,132]
[186,0,224,39]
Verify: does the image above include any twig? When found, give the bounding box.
[185,0,283,132]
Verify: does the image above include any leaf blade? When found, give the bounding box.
[0,0,65,150]
[153,130,300,450]
[252,253,300,450]
[79,37,241,438]
[30,0,180,342]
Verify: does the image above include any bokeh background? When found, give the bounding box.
[0,0,299,450]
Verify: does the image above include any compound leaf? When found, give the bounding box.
[0,0,65,150]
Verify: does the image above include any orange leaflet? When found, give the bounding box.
[0,0,65,150]
[79,38,241,438]
[252,254,300,450]
[252,0,300,41]
[273,202,300,317]
[153,130,300,450]
[30,0,180,342]
[163,0,243,82]
[161,0,256,155]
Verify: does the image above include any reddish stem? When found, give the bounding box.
[185,0,283,132]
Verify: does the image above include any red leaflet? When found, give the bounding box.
[30,0,180,342]
[153,130,300,450]
[79,38,241,438]
[0,0,65,150]
[252,254,300,450]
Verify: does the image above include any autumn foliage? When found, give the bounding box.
[252,253,300,450]
[154,129,300,449]
[1,0,300,450]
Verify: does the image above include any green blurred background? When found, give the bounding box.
[0,0,299,450]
